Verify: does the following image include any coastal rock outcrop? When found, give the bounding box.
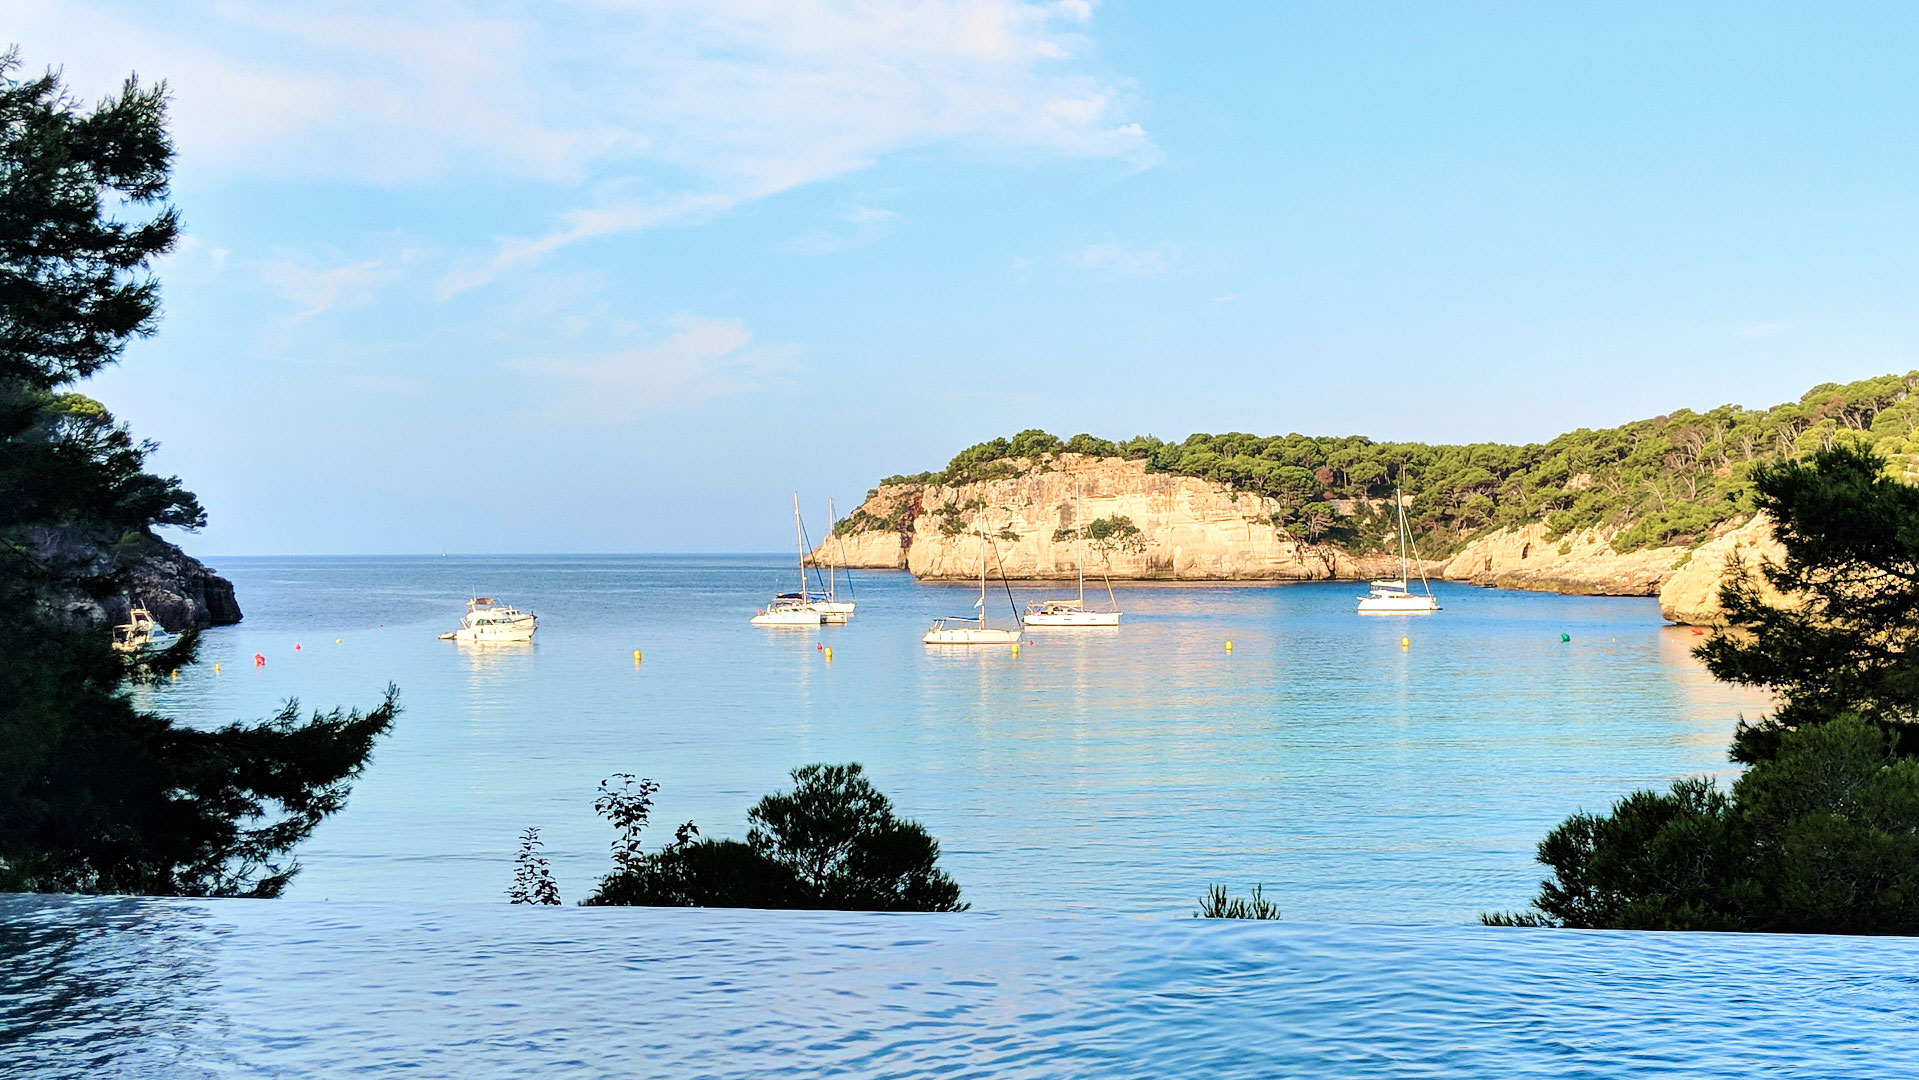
[1438,524,1687,596]
[817,456,1417,582]
[1657,514,1791,626]
[822,455,1781,624]
[27,526,242,631]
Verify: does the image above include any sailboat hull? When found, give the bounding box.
[808,601,855,623]
[922,627,1024,645]
[1356,594,1440,614]
[1023,610,1121,627]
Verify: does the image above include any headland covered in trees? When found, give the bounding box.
[822,374,1918,615]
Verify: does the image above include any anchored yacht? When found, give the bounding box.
[441,597,538,641]
[754,494,824,627]
[1024,480,1121,628]
[924,515,1024,646]
[110,603,178,655]
[1357,474,1440,614]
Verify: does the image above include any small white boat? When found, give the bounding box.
[756,494,825,628]
[110,603,178,655]
[925,515,1024,646]
[442,597,538,641]
[1023,599,1122,627]
[1358,474,1440,615]
[924,620,1024,646]
[1024,479,1122,628]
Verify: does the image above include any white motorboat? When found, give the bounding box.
[110,603,178,655]
[755,494,824,628]
[1358,474,1440,615]
[925,514,1024,646]
[1024,479,1122,628]
[442,597,538,641]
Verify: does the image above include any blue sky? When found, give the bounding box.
[12,1,1917,553]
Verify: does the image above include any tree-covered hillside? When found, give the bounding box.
[861,374,1919,557]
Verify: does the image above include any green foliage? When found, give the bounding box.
[1195,883,1282,920]
[1494,447,1919,933]
[582,763,966,912]
[1697,444,1919,763]
[871,372,1919,556]
[1084,514,1146,556]
[1490,715,1919,933]
[0,56,395,897]
[508,827,561,905]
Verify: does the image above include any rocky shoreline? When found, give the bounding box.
[29,526,242,631]
[813,454,1775,625]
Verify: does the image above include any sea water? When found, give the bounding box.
[133,554,1763,921]
[12,556,1905,1078]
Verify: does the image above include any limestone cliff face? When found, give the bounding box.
[818,455,1415,582]
[823,455,1786,623]
[1658,514,1791,625]
[1438,523,1687,596]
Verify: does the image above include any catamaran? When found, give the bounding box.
[924,514,1024,645]
[799,497,857,623]
[441,597,539,641]
[1357,473,1440,614]
[1023,480,1121,627]
[754,494,825,627]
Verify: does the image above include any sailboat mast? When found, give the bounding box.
[1075,480,1085,605]
[792,492,806,596]
[978,513,989,629]
[825,498,836,604]
[1395,477,1410,582]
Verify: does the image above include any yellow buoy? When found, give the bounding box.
[169,669,178,680]
[1010,643,1020,657]
[632,650,643,664]
[213,663,221,674]
[1401,636,1410,648]
[335,638,342,644]
[1224,639,1234,652]
[824,647,834,661]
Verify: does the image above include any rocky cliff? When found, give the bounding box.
[820,455,1794,624]
[1437,523,1687,595]
[27,526,242,631]
[1657,514,1791,625]
[815,455,1417,583]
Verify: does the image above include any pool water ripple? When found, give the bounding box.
[2,897,1909,1078]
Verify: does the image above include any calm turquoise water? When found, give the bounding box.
[135,555,1762,921]
[4,897,1914,1078]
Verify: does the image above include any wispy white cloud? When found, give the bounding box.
[1211,292,1239,305]
[1067,241,1179,278]
[781,204,904,256]
[259,254,396,324]
[511,315,797,423]
[11,0,1151,294]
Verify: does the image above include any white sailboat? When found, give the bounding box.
[1024,480,1121,627]
[804,497,857,623]
[1358,473,1440,614]
[924,513,1023,646]
[754,494,825,627]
